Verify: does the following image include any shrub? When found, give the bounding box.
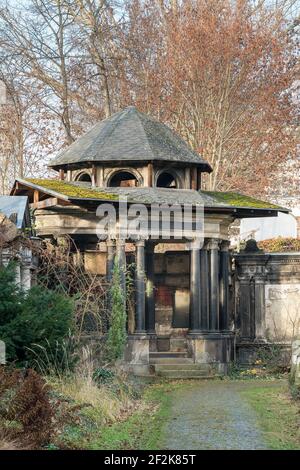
[0,263,74,366]
[258,237,300,253]
[93,367,115,385]
[10,369,54,446]
[0,367,53,448]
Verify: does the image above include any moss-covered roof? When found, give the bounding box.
[203,191,284,210]
[24,178,118,200]
[16,178,287,213]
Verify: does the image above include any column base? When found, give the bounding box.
[123,334,151,376]
[187,331,234,373]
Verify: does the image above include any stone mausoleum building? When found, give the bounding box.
[11,106,294,377]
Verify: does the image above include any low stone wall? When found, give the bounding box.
[234,251,300,363]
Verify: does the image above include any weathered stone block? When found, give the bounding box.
[84,251,107,275]
[124,336,149,365]
[166,253,189,274]
[187,334,234,369]
[0,340,5,365]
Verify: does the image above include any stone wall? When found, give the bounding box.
[234,251,300,363]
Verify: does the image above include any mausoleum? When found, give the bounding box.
[11,106,289,376]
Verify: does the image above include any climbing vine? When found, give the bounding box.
[106,260,127,361]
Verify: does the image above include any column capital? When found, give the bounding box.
[206,238,220,251]
[220,240,231,252]
[136,239,146,248]
[106,239,116,248]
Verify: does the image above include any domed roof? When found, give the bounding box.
[49,106,212,172]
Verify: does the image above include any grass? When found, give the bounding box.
[240,381,300,450]
[86,382,175,450]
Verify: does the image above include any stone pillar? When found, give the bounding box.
[200,242,209,330]
[145,242,155,333]
[106,240,116,283]
[190,245,201,331]
[135,240,146,333]
[219,241,230,331]
[254,271,266,340]
[208,239,220,330]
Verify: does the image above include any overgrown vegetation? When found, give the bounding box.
[258,237,300,253]
[0,262,74,365]
[0,367,54,449]
[36,236,109,338]
[106,260,127,361]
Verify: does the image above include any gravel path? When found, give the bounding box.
[162,381,272,450]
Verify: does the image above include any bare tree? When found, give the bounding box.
[0,0,78,144]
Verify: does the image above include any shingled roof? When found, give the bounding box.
[49,106,212,171]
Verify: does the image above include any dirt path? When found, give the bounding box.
[162,380,276,450]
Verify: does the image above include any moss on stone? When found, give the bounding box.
[25,178,118,200]
[203,191,283,210]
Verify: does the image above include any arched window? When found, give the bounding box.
[109,171,138,187]
[156,171,177,188]
[76,172,92,183]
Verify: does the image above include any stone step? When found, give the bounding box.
[150,357,194,365]
[154,364,212,372]
[156,369,215,379]
[150,351,189,358]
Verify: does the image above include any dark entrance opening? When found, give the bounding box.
[76,172,92,183]
[157,172,177,188]
[109,171,138,187]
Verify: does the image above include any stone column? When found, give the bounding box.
[135,240,146,333]
[254,271,266,340]
[219,241,230,331]
[145,242,155,333]
[208,239,220,330]
[106,240,116,283]
[190,245,201,331]
[200,241,209,330]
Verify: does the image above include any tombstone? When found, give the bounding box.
[291,338,300,386]
[0,340,5,365]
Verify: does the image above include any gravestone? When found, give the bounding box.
[291,338,300,386]
[0,340,5,365]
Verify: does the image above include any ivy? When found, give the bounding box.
[106,260,127,361]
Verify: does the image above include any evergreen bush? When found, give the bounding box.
[0,263,74,365]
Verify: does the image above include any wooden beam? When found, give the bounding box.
[191,167,197,190]
[59,169,65,181]
[33,190,39,204]
[147,162,153,187]
[197,169,202,190]
[30,197,70,210]
[92,165,97,187]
